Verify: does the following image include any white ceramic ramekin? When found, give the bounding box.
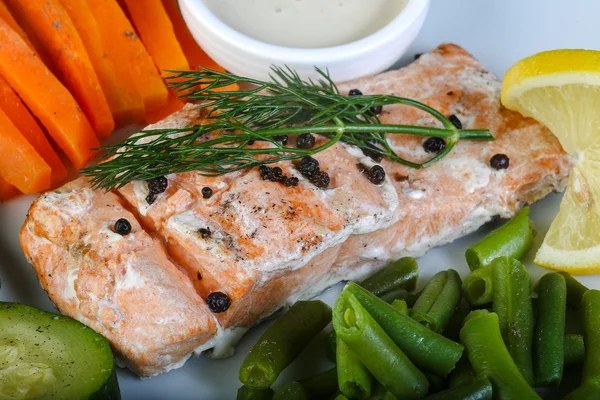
[179,0,430,82]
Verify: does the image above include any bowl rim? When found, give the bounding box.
[180,0,430,62]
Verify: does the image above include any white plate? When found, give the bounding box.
[2,0,600,398]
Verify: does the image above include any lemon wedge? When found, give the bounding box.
[501,49,600,274]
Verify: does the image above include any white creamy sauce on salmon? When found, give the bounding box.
[202,0,409,48]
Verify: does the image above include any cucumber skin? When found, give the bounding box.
[0,302,121,400]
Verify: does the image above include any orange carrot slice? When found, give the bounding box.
[0,175,19,201]
[0,107,51,194]
[0,75,67,186]
[86,0,168,113]
[0,17,99,169]
[59,0,144,126]
[5,0,115,138]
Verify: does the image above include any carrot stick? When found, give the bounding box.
[5,0,115,138]
[86,0,168,113]
[0,108,51,194]
[0,75,67,186]
[0,0,32,49]
[58,0,144,126]
[0,175,19,202]
[0,17,99,169]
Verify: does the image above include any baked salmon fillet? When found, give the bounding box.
[20,44,572,377]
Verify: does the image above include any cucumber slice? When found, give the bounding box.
[0,302,120,399]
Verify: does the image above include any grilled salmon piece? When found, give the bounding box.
[19,179,217,376]
[20,44,572,377]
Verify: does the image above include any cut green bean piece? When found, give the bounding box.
[336,337,372,400]
[426,373,447,393]
[460,310,540,400]
[558,271,589,309]
[391,299,408,314]
[462,266,493,306]
[534,272,567,387]
[491,257,535,385]
[360,257,419,296]
[299,367,337,398]
[333,395,349,400]
[443,299,471,342]
[564,334,585,367]
[465,207,535,271]
[325,330,337,364]
[345,282,464,377]
[411,269,462,332]
[273,382,308,400]
[448,356,477,389]
[379,288,409,304]
[581,290,600,387]
[562,382,600,400]
[369,381,399,400]
[239,301,332,388]
[333,290,429,399]
[424,377,492,400]
[237,386,274,400]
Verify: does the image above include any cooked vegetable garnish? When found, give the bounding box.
[380,288,409,304]
[564,334,585,367]
[236,386,274,400]
[272,381,308,400]
[360,257,419,296]
[333,291,429,399]
[533,272,566,387]
[298,367,338,398]
[346,282,464,377]
[462,266,493,306]
[411,269,462,332]
[369,381,398,400]
[558,271,589,308]
[424,377,492,400]
[0,302,120,399]
[325,330,337,363]
[448,357,478,389]
[239,300,331,388]
[443,299,471,342]
[490,257,535,385]
[83,67,493,190]
[425,373,446,394]
[391,299,409,314]
[465,208,534,271]
[459,310,540,399]
[336,337,372,399]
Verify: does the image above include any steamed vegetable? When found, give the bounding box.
[558,271,589,309]
[411,269,462,332]
[336,337,372,399]
[424,377,492,400]
[462,266,493,306]
[360,257,419,296]
[298,368,338,398]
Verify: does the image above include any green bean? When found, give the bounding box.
[360,257,419,296]
[581,290,600,387]
[239,300,332,388]
[405,289,423,308]
[379,288,409,304]
[325,330,337,364]
[273,382,308,400]
[345,282,464,377]
[465,207,535,271]
[534,272,567,387]
[424,377,492,400]
[333,395,349,400]
[558,271,589,308]
[237,386,274,400]
[491,257,535,385]
[426,373,447,393]
[443,299,471,342]
[333,290,429,399]
[562,382,600,400]
[369,381,398,400]
[391,299,408,314]
[299,367,338,398]
[564,334,585,366]
[462,266,493,306]
[411,269,462,332]
[336,337,372,400]
[460,310,540,399]
[448,357,477,389]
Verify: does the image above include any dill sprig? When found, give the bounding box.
[82,67,493,191]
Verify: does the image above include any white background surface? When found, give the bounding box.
[1,0,600,399]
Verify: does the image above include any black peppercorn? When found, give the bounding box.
[145,193,157,205]
[147,176,168,195]
[490,154,509,170]
[423,137,446,153]
[362,141,384,162]
[449,114,463,130]
[114,218,132,235]
[348,88,363,96]
[311,170,330,188]
[202,187,213,199]
[273,135,289,145]
[296,133,315,149]
[259,165,274,180]
[199,227,211,238]
[206,292,231,313]
[284,177,299,187]
[271,167,285,182]
[297,156,319,177]
[247,140,255,145]
[367,165,386,185]
[370,105,383,115]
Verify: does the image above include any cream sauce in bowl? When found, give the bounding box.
[202,0,409,48]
